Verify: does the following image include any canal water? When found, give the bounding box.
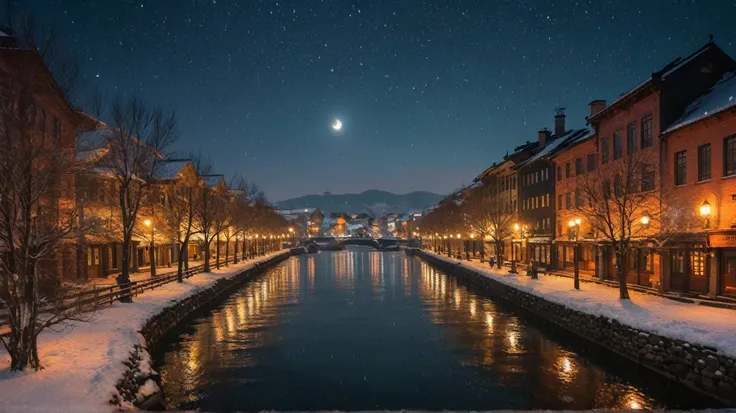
[152,248,715,411]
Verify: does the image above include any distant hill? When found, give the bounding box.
[275,190,443,215]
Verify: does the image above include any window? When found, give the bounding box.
[587,153,596,172]
[575,158,583,175]
[574,189,581,207]
[641,114,653,148]
[546,193,550,207]
[565,162,571,178]
[601,137,610,163]
[565,192,571,209]
[725,135,736,177]
[698,144,711,182]
[535,196,539,208]
[675,150,687,186]
[691,250,705,277]
[613,129,623,160]
[642,166,655,191]
[558,194,562,209]
[627,121,637,154]
[556,166,562,181]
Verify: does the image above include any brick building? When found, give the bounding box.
[550,131,596,274]
[661,71,736,296]
[514,110,588,269]
[0,40,84,282]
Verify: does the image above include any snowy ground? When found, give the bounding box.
[423,251,736,359]
[0,251,287,413]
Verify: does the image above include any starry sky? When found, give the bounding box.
[21,0,736,201]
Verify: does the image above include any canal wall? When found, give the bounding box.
[414,249,736,405]
[112,252,291,410]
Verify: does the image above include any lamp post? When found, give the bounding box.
[289,227,295,247]
[700,200,711,228]
[568,218,581,290]
[456,233,462,259]
[144,219,156,278]
[510,223,520,273]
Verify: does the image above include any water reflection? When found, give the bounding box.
[154,248,714,412]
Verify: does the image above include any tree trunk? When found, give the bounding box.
[225,239,230,266]
[495,241,502,269]
[234,239,239,264]
[216,234,221,269]
[177,240,186,282]
[9,266,41,371]
[117,236,133,303]
[148,243,156,278]
[615,251,630,299]
[203,240,211,272]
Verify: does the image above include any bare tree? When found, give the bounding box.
[463,183,514,267]
[192,155,223,273]
[229,176,266,263]
[574,152,659,299]
[160,161,199,282]
[94,96,178,298]
[0,58,89,370]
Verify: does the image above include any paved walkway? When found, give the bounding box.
[423,250,736,359]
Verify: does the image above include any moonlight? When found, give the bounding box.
[332,119,343,131]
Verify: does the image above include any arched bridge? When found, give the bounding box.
[338,237,403,250]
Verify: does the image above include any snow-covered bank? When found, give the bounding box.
[0,251,288,413]
[422,250,736,359]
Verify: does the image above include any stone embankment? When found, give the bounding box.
[112,252,290,409]
[415,249,736,405]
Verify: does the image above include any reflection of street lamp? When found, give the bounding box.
[144,218,156,278]
[700,200,711,228]
[568,218,581,290]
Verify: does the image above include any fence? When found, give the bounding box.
[0,253,273,333]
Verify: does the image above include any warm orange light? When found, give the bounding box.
[456,233,461,239]
[513,223,520,231]
[700,200,711,217]
[640,216,650,225]
[144,219,151,227]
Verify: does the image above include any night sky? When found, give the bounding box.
[22,0,736,201]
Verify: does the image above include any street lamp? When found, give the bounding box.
[568,218,581,290]
[144,219,155,278]
[700,200,711,228]
[640,215,650,226]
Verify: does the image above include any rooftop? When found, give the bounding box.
[663,71,736,135]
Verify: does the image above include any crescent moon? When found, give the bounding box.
[332,119,342,131]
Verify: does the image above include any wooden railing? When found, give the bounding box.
[0,253,279,333]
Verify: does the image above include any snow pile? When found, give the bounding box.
[0,251,286,413]
[425,251,736,359]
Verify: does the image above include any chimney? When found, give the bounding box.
[554,107,566,136]
[538,128,550,147]
[589,100,606,117]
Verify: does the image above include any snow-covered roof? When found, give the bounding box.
[589,42,721,122]
[514,128,590,169]
[664,72,736,135]
[77,129,112,151]
[203,175,224,187]
[154,159,190,180]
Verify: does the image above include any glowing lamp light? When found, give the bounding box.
[568,220,575,227]
[513,223,520,231]
[456,233,461,239]
[640,216,650,226]
[470,233,476,239]
[575,218,581,225]
[144,219,151,227]
[700,200,711,217]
